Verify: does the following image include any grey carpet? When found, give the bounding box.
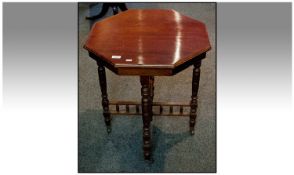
[79,2,216,173]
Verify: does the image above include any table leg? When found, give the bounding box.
[150,76,154,121]
[97,62,111,133]
[190,62,201,135]
[140,76,153,160]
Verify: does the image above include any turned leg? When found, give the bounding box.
[140,76,153,160]
[150,76,154,121]
[97,62,111,133]
[190,62,201,135]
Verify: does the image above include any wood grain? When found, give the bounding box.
[84,9,210,76]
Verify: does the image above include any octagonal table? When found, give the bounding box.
[84,9,211,160]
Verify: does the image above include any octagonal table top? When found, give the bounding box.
[84,9,211,76]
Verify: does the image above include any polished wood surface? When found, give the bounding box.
[87,9,210,161]
[84,9,210,76]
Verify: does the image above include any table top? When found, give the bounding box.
[84,9,211,76]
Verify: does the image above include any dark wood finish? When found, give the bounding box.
[116,104,119,112]
[189,62,201,135]
[109,100,190,106]
[86,3,128,20]
[110,111,190,117]
[108,101,191,116]
[89,52,205,76]
[150,76,154,121]
[169,106,173,113]
[136,104,140,113]
[180,106,183,114]
[84,9,210,160]
[97,62,111,133]
[84,9,210,76]
[150,77,154,100]
[140,76,153,160]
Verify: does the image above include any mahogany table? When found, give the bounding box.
[84,9,211,160]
